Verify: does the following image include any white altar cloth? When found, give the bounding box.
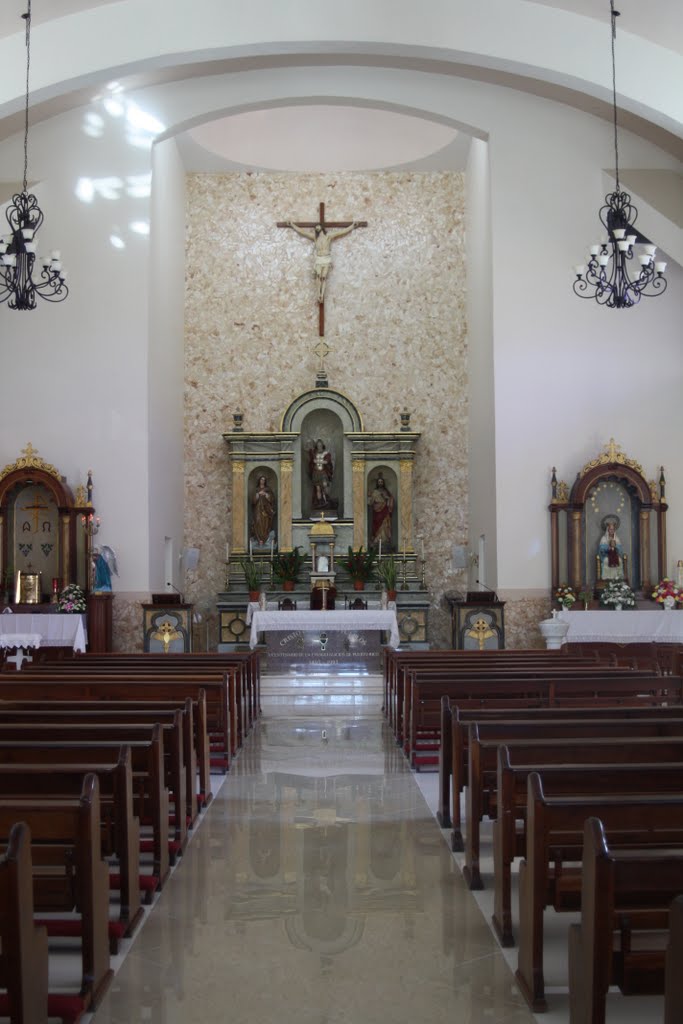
[559,609,683,645]
[0,613,87,653]
[249,609,400,650]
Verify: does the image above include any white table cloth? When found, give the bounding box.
[249,609,400,650]
[0,613,87,653]
[558,609,683,644]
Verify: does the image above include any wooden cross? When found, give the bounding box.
[277,202,368,337]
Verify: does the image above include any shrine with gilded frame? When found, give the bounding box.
[549,439,667,598]
[218,386,431,647]
[0,444,113,651]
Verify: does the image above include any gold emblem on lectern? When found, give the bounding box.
[466,617,496,651]
[151,619,182,654]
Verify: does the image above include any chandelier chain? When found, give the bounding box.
[22,1,32,194]
[610,1,620,192]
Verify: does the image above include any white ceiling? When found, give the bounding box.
[1,0,681,53]
[0,1,680,175]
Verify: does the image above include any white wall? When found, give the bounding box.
[487,94,683,592]
[466,137,497,589]
[0,99,153,594]
[0,56,680,613]
[148,136,186,593]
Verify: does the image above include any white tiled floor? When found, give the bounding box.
[87,668,664,1024]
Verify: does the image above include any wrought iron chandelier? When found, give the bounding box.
[0,1,68,310]
[573,1,667,308]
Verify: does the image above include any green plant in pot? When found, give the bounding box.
[240,560,263,600]
[377,555,399,599]
[272,546,305,591]
[340,545,377,590]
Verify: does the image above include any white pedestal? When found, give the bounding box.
[539,616,570,650]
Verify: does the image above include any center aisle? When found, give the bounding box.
[93,670,534,1024]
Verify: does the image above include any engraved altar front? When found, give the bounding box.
[217,387,430,648]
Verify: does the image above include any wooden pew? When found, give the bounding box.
[665,896,683,1024]
[0,701,202,826]
[0,719,187,855]
[0,821,48,1024]
[492,748,683,947]
[70,651,261,735]
[405,668,672,764]
[568,817,683,1024]
[0,674,232,774]
[440,700,683,830]
[0,693,212,810]
[515,773,683,1012]
[383,648,602,733]
[0,748,143,944]
[0,774,113,1019]
[0,734,170,891]
[394,655,620,750]
[14,661,241,761]
[450,700,683,851]
[463,717,683,886]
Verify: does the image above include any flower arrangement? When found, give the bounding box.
[340,545,377,584]
[600,579,636,609]
[57,583,86,613]
[555,584,576,609]
[651,578,682,607]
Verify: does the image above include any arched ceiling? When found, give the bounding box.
[0,0,680,172]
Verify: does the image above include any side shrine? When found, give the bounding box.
[549,438,668,599]
[217,386,430,649]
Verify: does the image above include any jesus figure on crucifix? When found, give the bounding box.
[284,220,363,303]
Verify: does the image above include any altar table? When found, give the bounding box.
[558,609,683,645]
[249,609,400,650]
[0,613,87,653]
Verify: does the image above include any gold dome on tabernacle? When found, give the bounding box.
[309,513,335,538]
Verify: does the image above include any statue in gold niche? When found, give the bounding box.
[368,475,394,548]
[251,475,276,545]
[307,439,337,511]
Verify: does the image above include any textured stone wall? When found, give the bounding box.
[183,172,468,648]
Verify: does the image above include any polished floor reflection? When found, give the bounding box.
[92,672,535,1024]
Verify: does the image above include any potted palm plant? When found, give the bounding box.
[377,555,398,600]
[240,560,263,601]
[272,546,305,591]
[340,545,377,590]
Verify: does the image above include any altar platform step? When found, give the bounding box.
[261,669,383,716]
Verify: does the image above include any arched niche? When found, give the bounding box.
[281,388,362,521]
[247,466,278,548]
[0,445,92,599]
[549,441,666,595]
[366,465,398,552]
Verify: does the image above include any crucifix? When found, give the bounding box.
[277,202,368,337]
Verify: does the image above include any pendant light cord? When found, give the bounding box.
[22,0,32,194]
[610,1,620,193]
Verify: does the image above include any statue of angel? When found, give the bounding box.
[92,545,118,592]
[305,437,338,511]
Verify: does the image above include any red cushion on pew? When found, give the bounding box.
[48,992,88,1023]
[35,917,125,941]
[109,871,158,893]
